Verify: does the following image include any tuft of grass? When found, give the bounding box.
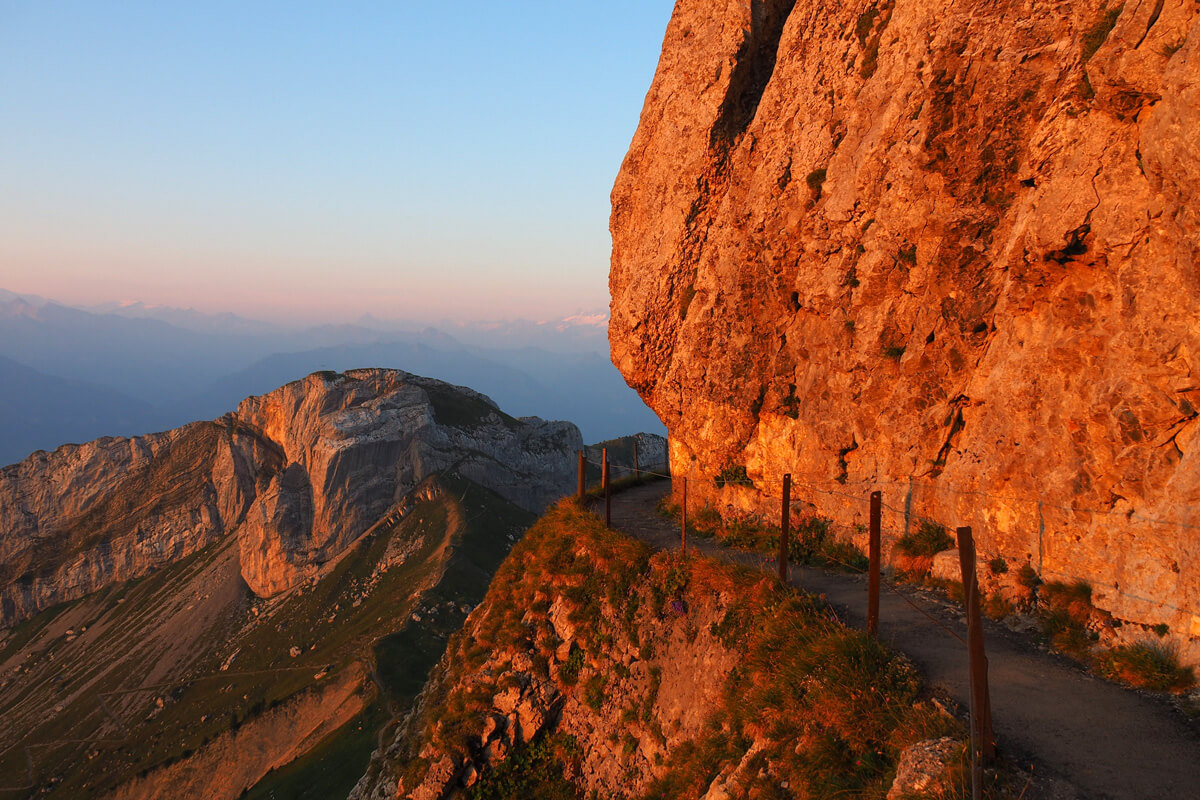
[1100,641,1195,693]
[1016,563,1041,590]
[895,521,954,558]
[714,464,751,489]
[1039,580,1098,656]
[985,593,1014,621]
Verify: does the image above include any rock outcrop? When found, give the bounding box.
[610,0,1200,654]
[352,500,954,800]
[0,369,582,624]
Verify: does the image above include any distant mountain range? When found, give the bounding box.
[0,289,662,466]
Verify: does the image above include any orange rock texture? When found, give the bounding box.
[610,0,1200,654]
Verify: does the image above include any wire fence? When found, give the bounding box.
[583,449,1199,639]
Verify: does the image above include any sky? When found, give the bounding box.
[0,1,675,323]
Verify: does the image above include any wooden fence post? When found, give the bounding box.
[681,477,688,555]
[577,450,586,501]
[602,448,611,529]
[868,491,881,636]
[777,474,791,584]
[633,440,640,482]
[957,524,996,790]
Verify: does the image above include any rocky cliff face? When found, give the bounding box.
[0,369,581,625]
[610,0,1200,652]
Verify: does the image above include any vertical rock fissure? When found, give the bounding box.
[710,0,797,150]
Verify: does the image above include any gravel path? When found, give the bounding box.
[597,481,1200,800]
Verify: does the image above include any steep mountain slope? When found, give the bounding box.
[0,473,534,800]
[0,368,581,626]
[609,0,1200,656]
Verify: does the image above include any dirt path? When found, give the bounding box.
[598,481,1200,800]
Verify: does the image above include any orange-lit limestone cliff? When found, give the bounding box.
[610,0,1200,656]
[0,369,581,625]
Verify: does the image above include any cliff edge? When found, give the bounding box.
[610,0,1200,654]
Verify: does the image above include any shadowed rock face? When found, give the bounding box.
[0,369,582,622]
[610,0,1200,649]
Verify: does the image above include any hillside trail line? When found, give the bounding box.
[595,481,1200,800]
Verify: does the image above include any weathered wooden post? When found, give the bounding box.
[633,440,640,482]
[577,450,586,501]
[777,474,791,584]
[602,448,611,528]
[868,491,882,636]
[957,524,996,797]
[681,476,688,555]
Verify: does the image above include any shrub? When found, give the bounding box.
[985,593,1014,620]
[714,465,751,489]
[1016,563,1041,590]
[1039,580,1097,656]
[988,556,1008,575]
[1100,641,1195,693]
[559,645,584,686]
[895,521,954,558]
[584,674,607,711]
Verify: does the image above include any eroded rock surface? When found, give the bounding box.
[0,369,582,623]
[610,0,1200,653]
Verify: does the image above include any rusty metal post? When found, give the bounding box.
[577,450,586,501]
[602,448,611,528]
[681,477,688,555]
[957,525,996,783]
[868,491,882,636]
[777,474,791,584]
[633,440,640,482]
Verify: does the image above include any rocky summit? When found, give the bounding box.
[0,368,582,626]
[610,0,1200,657]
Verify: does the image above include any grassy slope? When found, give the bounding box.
[397,500,963,800]
[0,472,534,800]
[241,474,534,800]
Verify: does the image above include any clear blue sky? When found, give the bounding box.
[0,1,675,322]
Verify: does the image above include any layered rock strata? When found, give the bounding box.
[610,0,1200,652]
[0,369,581,624]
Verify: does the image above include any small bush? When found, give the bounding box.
[714,465,751,489]
[1100,641,1195,693]
[1016,564,1041,589]
[584,674,607,711]
[559,645,584,686]
[985,593,1014,620]
[1039,580,1097,656]
[988,556,1008,575]
[1152,623,1170,638]
[896,521,954,558]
